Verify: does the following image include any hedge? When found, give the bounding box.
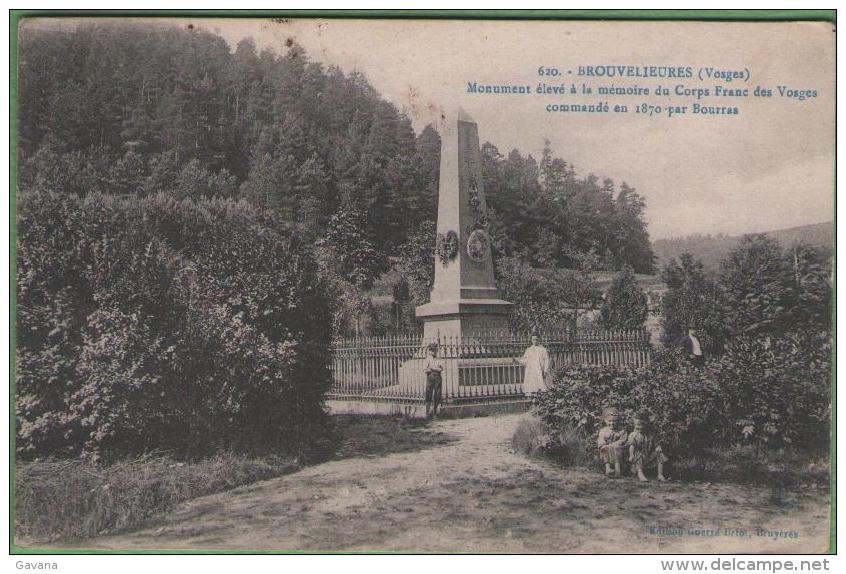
[16,191,333,461]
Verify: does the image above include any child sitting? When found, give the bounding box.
[628,412,668,482]
[597,407,628,478]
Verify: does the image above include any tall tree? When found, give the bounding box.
[660,253,726,350]
[719,234,792,336]
[600,266,648,330]
[321,201,389,290]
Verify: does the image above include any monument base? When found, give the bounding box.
[416,298,513,340]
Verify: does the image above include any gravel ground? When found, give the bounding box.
[57,413,830,553]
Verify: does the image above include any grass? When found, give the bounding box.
[14,414,453,545]
[671,445,831,488]
[15,452,299,543]
[330,414,456,459]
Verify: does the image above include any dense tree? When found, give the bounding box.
[660,253,726,351]
[481,141,656,273]
[320,201,389,291]
[393,220,437,306]
[600,266,648,330]
[652,224,832,274]
[719,234,792,336]
[719,235,831,337]
[661,235,831,355]
[496,255,603,333]
[18,22,429,253]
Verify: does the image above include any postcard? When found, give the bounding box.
[11,14,834,555]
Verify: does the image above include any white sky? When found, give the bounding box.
[28,17,836,239]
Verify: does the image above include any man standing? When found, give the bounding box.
[423,343,444,419]
[680,328,705,368]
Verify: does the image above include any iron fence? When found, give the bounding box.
[328,329,652,403]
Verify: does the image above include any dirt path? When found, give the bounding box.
[73,414,829,553]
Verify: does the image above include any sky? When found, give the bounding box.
[33,17,835,240]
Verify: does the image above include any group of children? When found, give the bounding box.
[597,407,668,482]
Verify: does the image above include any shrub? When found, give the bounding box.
[712,329,832,453]
[511,417,549,457]
[535,360,731,456]
[512,417,596,467]
[534,330,830,473]
[16,190,333,461]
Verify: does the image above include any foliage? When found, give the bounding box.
[481,140,656,273]
[387,220,437,332]
[600,265,648,329]
[495,255,602,333]
[16,190,333,460]
[535,358,728,456]
[320,201,389,290]
[394,220,436,305]
[662,237,831,355]
[172,158,238,200]
[660,253,727,351]
[652,222,832,275]
[711,329,832,452]
[511,417,551,457]
[719,235,831,337]
[535,329,831,467]
[18,23,437,256]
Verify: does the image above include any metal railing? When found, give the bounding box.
[328,329,652,403]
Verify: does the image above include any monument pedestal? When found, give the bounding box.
[417,299,513,341]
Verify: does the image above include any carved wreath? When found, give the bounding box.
[436,230,459,265]
[466,229,490,262]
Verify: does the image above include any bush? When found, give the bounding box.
[512,417,595,467]
[534,331,831,477]
[535,358,730,455]
[16,190,333,461]
[713,329,832,452]
[511,417,549,457]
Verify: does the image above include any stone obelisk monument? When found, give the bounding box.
[416,109,513,341]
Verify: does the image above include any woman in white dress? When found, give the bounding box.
[518,335,551,396]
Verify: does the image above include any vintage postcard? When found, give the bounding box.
[11,13,834,555]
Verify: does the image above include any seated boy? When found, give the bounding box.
[597,407,628,478]
[628,412,668,482]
